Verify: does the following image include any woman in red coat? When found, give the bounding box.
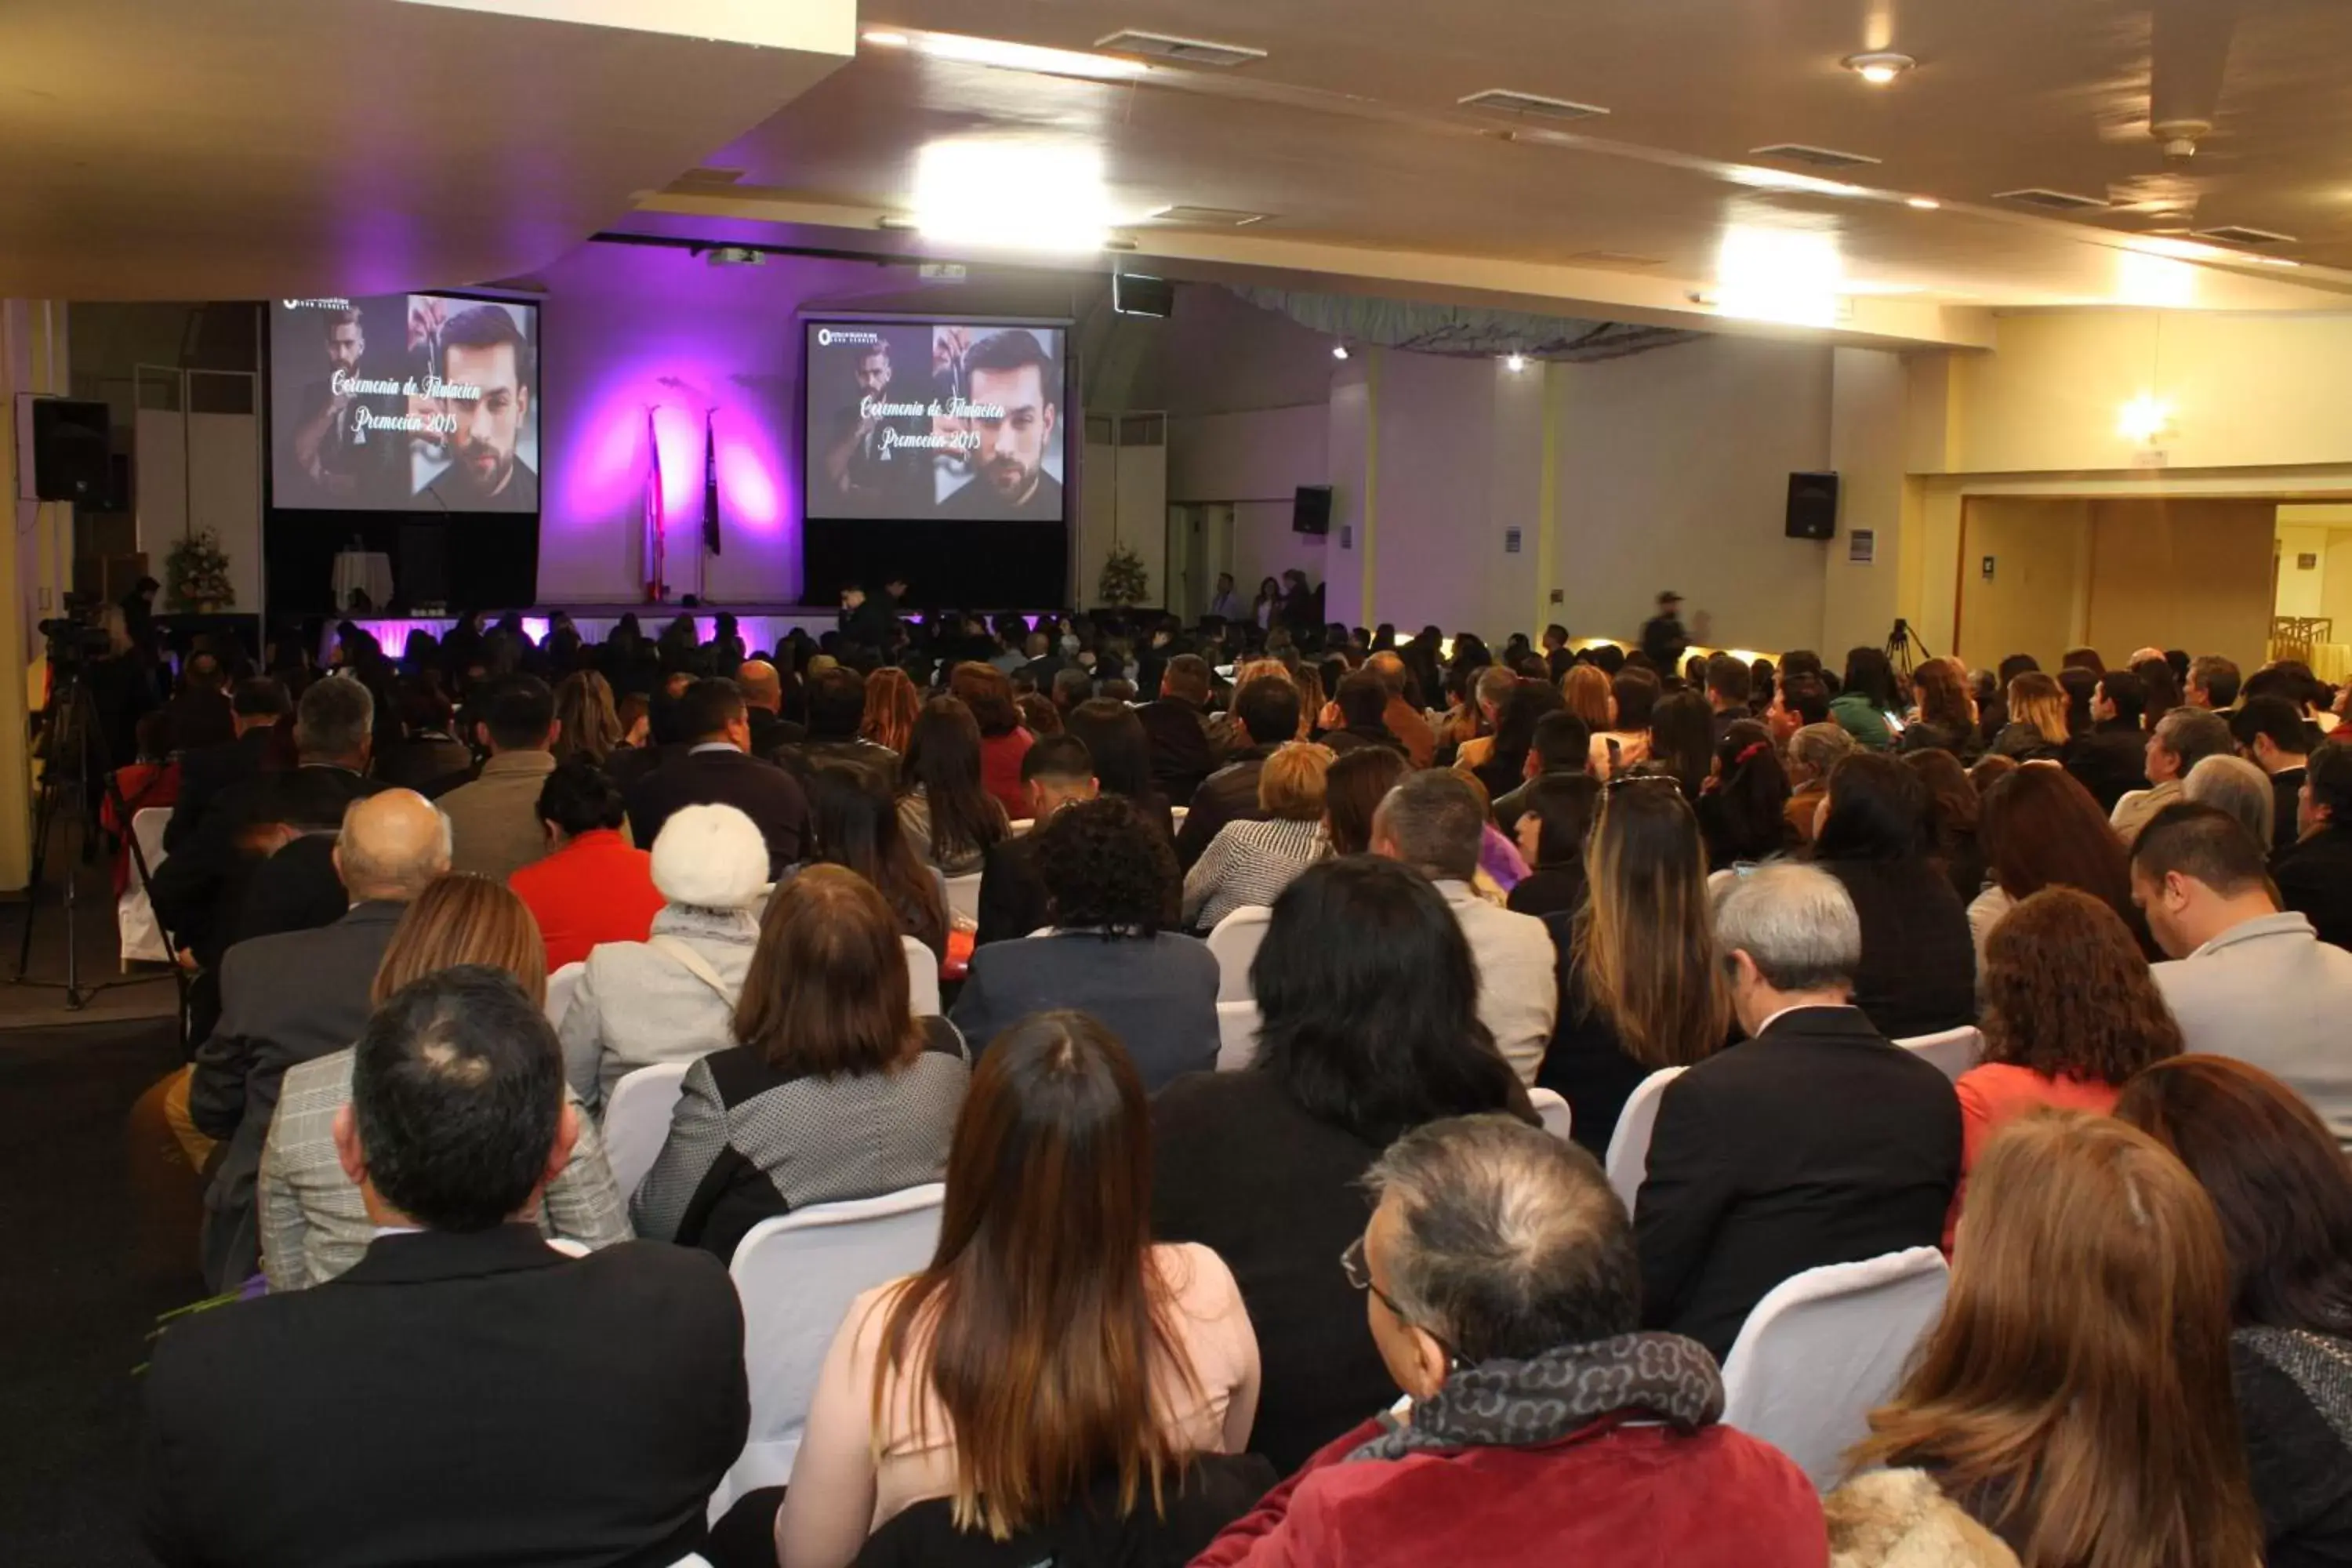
[950,661,1034,821]
[506,759,666,971]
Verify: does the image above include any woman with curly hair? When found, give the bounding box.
[1941,885,2182,1247]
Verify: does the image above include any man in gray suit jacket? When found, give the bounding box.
[188,789,452,1290]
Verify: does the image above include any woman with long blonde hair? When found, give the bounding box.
[1827,1111,2263,1568]
[551,669,625,763]
[1559,662,1615,732]
[1986,671,2068,760]
[860,666,922,756]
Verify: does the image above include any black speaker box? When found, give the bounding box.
[25,397,111,502]
[1785,470,1839,539]
[1293,484,1333,535]
[1111,272,1175,319]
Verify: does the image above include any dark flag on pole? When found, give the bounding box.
[642,408,665,602]
[702,410,721,557]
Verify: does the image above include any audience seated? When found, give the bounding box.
[971,735,1096,947]
[1898,659,1982,763]
[1196,1115,1825,1567]
[623,677,811,878]
[1560,662,1614,736]
[1639,863,1959,1361]
[1183,742,1334,934]
[1966,763,2144,963]
[2112,706,2234,845]
[436,673,559,880]
[2184,752,2278,855]
[782,666,900,796]
[802,763,948,960]
[633,866,967,1260]
[1809,753,1977,1038]
[1984,671,2068,762]
[1489,708,1590,829]
[187,789,449,1290]
[1902,747,1988,902]
[1152,858,1532,1472]
[2189,653,2244,712]
[1178,675,1303,868]
[2274,738,2352,949]
[895,696,1008,877]
[1371,771,1559,1083]
[859,666,920,757]
[1783,720,1853,846]
[162,676,289,855]
[2064,665,2153,810]
[1699,718,1795,868]
[953,796,1216,1088]
[260,874,628,1290]
[1943,887,2180,1248]
[1540,779,1728,1156]
[143,967,747,1568]
[1590,666,1658,776]
[1503,771,1597,919]
[1647,686,1716,800]
[1064,696,1177,841]
[1826,1112,2261,1568]
[1766,669,1831,750]
[552,669,628,766]
[949,661,1033,819]
[1137,652,1218,808]
[1363,652,1438,768]
[1830,647,1901,750]
[2230,695,2312,855]
[1323,670,1410,759]
[1463,680,1567,804]
[1322,745,1410,858]
[2115,1056,2352,1565]
[777,1012,1261,1568]
[2133,803,2352,1149]
[559,802,767,1113]
[369,674,474,795]
[731,659,803,759]
[506,757,664,971]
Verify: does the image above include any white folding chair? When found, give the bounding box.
[1204,905,1275,1003]
[1008,818,1035,837]
[1721,1247,1951,1492]
[901,935,942,1016]
[1215,1000,1262,1071]
[117,806,174,967]
[1171,804,1190,828]
[1527,1087,1574,1143]
[943,873,983,927]
[544,961,583,1029]
[1895,1025,1983,1082]
[713,1185,948,1518]
[601,1060,691,1203]
[1604,1066,1687,1215]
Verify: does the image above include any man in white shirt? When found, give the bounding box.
[2133,800,2352,1149]
[1372,771,1557,1083]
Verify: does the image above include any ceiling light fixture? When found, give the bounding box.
[1842,51,1915,85]
[1716,226,1844,328]
[1332,343,1351,360]
[1906,196,1940,210]
[2117,392,2172,446]
[913,140,1116,251]
[1504,352,1527,372]
[904,31,1148,78]
[863,30,910,47]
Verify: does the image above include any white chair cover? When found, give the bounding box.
[117,806,174,967]
[1527,1087,1574,1143]
[1214,1000,1261,1071]
[943,873,983,927]
[1204,905,1275,1003]
[901,935,942,1017]
[1171,805,1190,826]
[1008,818,1035,837]
[1896,1025,1983,1082]
[1604,1066,1687,1215]
[543,961,584,1029]
[713,1185,948,1517]
[601,1060,691,1203]
[1721,1247,1951,1492]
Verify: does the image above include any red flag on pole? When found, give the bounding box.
[642,408,666,602]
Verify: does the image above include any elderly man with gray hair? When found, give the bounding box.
[1196,1115,1824,1566]
[2112,704,2235,846]
[1371,771,1558,1083]
[1634,863,1960,1363]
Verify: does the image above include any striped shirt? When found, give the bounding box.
[1182,818,1330,933]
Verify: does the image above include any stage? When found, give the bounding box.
[335,604,845,660]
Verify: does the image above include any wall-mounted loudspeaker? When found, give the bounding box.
[1111,273,1175,318]
[1293,485,1333,535]
[16,397,112,503]
[1785,470,1840,539]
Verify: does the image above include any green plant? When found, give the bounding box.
[1098,543,1149,608]
[164,529,234,611]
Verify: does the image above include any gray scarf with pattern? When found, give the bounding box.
[1347,1332,1723,1462]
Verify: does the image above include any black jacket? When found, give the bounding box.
[163,728,274,853]
[1896,719,1980,764]
[372,731,475,796]
[142,1228,747,1568]
[1137,697,1216,809]
[1176,747,1276,870]
[2270,767,2310,858]
[855,1454,1277,1568]
[1636,1005,1961,1362]
[2277,826,2352,952]
[623,745,810,878]
[150,764,383,966]
[1817,857,1978,1040]
[2064,720,2150,812]
[973,833,1051,949]
[953,932,1218,1091]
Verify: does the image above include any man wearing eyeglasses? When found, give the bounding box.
[1196,1116,1825,1566]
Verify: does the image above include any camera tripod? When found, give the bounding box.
[1884,618,1934,681]
[11,663,174,1011]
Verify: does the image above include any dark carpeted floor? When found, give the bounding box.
[0,1019,201,1566]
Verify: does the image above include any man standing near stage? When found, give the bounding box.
[1640,590,1690,673]
[941,329,1063,522]
[424,304,537,510]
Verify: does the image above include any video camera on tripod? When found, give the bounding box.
[36,612,114,664]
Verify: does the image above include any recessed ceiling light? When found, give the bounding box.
[1906,196,1940,210]
[913,140,1115,250]
[1504,353,1527,372]
[863,30,910,47]
[2258,256,2304,268]
[1331,343,1351,361]
[906,31,1147,78]
[1842,51,1916,85]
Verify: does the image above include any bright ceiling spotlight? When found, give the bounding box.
[1906,196,1940,210]
[1331,343,1351,360]
[2117,392,2173,445]
[1843,51,1916,85]
[862,30,910,47]
[1504,352,1527,372]
[913,140,1115,252]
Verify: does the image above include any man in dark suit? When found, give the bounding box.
[1637,862,1960,1363]
[162,650,236,751]
[2276,738,2352,951]
[2232,695,2314,858]
[187,788,450,1290]
[1137,654,1217,810]
[2064,667,2152,813]
[1491,712,1592,829]
[776,665,898,793]
[735,658,804,760]
[624,677,810,878]
[1177,677,1302,870]
[974,735,1096,948]
[164,676,290,853]
[145,967,746,1568]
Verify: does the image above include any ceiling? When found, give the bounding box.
[0,0,851,299]
[632,0,2352,344]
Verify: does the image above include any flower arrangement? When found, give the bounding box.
[165,529,234,612]
[1098,543,1150,608]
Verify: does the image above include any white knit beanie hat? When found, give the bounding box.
[649,804,769,909]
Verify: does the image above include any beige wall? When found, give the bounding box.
[2084,499,2276,673]
[1955,499,2089,670]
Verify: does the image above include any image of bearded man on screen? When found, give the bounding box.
[423,303,537,511]
[941,328,1062,522]
[290,306,397,503]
